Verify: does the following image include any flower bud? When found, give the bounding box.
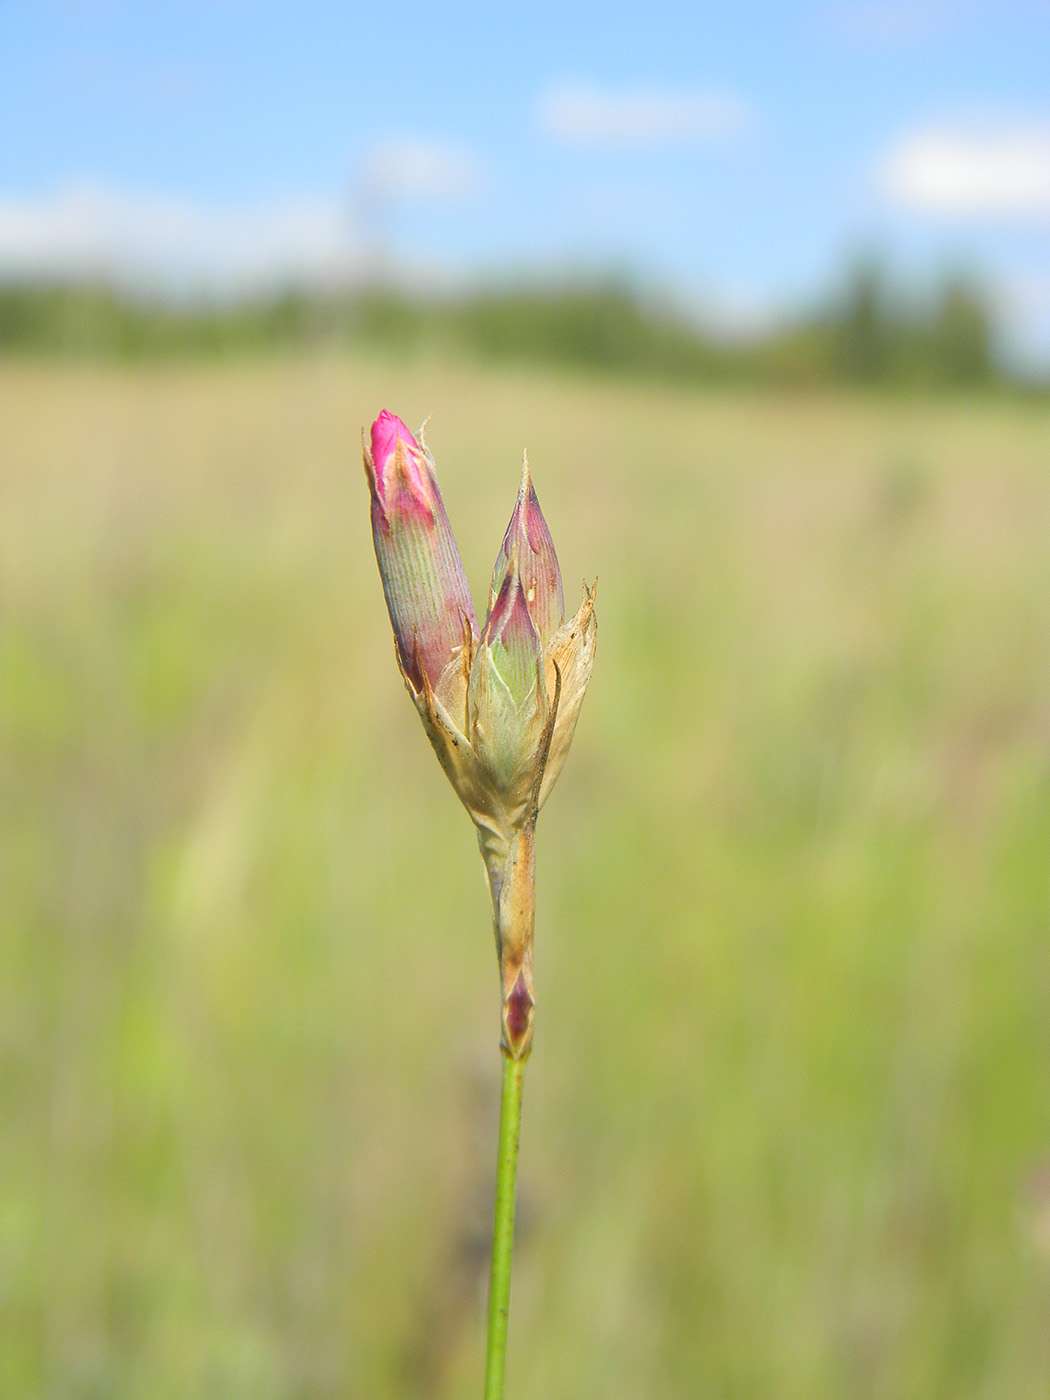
[490,456,564,647]
[363,410,597,1059]
[364,411,477,695]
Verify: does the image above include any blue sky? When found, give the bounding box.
[1,0,1049,358]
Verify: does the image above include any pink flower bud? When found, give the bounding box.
[364,411,478,692]
[490,457,564,646]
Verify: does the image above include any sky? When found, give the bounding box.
[1,0,1049,360]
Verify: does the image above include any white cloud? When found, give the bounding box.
[881,121,1050,218]
[0,181,364,287]
[538,84,753,149]
[358,139,483,203]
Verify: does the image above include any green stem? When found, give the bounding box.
[483,1048,527,1400]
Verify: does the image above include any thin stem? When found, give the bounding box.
[483,1048,527,1400]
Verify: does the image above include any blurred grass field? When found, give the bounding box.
[2,352,1050,1399]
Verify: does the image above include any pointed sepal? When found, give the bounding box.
[490,454,564,647]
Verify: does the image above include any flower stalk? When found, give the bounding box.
[484,1051,527,1400]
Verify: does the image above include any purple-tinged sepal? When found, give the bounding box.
[490,455,564,647]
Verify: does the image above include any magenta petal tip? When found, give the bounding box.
[370,410,416,472]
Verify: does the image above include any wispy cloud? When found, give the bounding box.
[820,1,955,44]
[0,182,363,287]
[880,120,1050,218]
[538,84,753,150]
[358,139,484,203]
[820,1,1048,45]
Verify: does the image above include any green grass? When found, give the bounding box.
[3,352,1050,1398]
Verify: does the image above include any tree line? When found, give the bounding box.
[0,262,1030,388]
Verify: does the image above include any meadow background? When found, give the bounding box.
[3,345,1050,1398]
[5,3,1050,1395]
